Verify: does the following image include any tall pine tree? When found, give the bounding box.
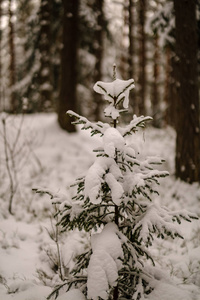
[8,0,17,112]
[37,0,53,111]
[57,0,79,132]
[174,0,200,183]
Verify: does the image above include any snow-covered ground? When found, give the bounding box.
[0,113,200,300]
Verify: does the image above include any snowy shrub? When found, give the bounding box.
[36,68,198,300]
[0,111,43,215]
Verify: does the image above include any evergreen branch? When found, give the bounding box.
[132,204,192,246]
[118,116,153,137]
[32,187,54,199]
[115,81,135,103]
[142,170,169,181]
[170,209,199,222]
[47,282,68,300]
[47,276,87,300]
[96,83,115,101]
[119,109,128,114]
[32,187,69,206]
[117,160,132,171]
[67,110,110,136]
[73,250,92,274]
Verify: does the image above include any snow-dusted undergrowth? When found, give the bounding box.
[0,112,200,300]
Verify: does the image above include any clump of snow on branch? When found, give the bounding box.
[57,289,86,300]
[93,78,135,119]
[103,127,125,158]
[84,157,124,206]
[87,223,123,300]
[93,78,135,108]
[84,157,114,205]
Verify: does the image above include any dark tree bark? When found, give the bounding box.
[128,0,136,114]
[174,0,200,183]
[93,0,104,121]
[151,33,160,127]
[164,49,177,128]
[163,47,171,126]
[8,0,17,112]
[137,0,146,116]
[0,0,2,110]
[119,0,129,81]
[38,0,53,111]
[58,0,79,132]
[128,0,134,80]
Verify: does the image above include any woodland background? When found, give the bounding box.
[0,2,200,299]
[0,0,200,184]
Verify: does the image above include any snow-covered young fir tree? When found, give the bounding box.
[36,66,198,300]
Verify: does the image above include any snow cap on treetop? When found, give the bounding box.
[93,78,135,110]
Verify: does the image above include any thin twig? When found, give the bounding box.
[2,117,15,214]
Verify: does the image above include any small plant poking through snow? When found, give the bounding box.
[35,66,198,300]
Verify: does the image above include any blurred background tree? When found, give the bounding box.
[173,0,200,183]
[57,0,79,132]
[0,0,199,182]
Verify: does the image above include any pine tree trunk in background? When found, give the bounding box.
[58,0,79,132]
[164,49,176,128]
[174,0,200,183]
[119,0,129,81]
[128,0,136,114]
[51,0,62,101]
[93,0,104,121]
[17,0,32,70]
[164,47,171,126]
[0,0,2,111]
[8,0,17,112]
[151,34,160,127]
[38,0,52,111]
[137,0,146,116]
[128,0,134,79]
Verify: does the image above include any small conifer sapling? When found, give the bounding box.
[36,66,198,300]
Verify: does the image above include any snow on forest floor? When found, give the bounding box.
[0,113,200,300]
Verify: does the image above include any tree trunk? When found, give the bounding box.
[151,33,160,127]
[164,49,177,128]
[8,0,17,112]
[163,47,171,126]
[137,0,146,116]
[58,0,79,132]
[119,0,129,81]
[93,0,104,121]
[113,103,119,300]
[0,0,2,111]
[174,0,200,183]
[38,0,53,111]
[128,0,136,114]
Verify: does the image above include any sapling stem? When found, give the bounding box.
[113,70,119,299]
[2,117,15,214]
[53,204,64,281]
[113,63,117,80]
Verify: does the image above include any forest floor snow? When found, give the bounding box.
[0,113,200,300]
